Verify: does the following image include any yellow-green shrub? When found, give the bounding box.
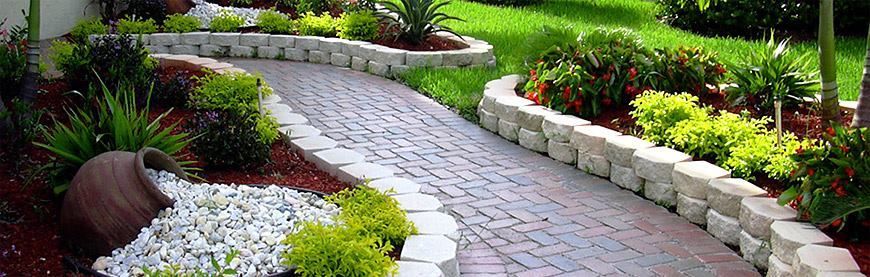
[326,186,417,247]
[629,90,709,144]
[281,222,396,277]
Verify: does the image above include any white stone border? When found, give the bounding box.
[113,32,495,79]
[477,75,864,276]
[150,54,459,277]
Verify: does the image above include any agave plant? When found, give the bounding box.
[35,82,194,194]
[377,0,463,44]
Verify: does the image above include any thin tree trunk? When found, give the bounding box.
[851,25,870,128]
[819,0,841,126]
[18,0,40,103]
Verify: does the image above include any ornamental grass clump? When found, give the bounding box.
[780,125,869,232]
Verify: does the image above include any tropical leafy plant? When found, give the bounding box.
[326,186,417,247]
[117,16,158,35]
[163,14,201,33]
[36,84,192,194]
[338,11,380,41]
[281,221,396,277]
[296,12,339,37]
[0,18,28,98]
[256,10,294,34]
[779,125,869,231]
[209,12,245,33]
[726,36,819,111]
[646,46,727,95]
[377,0,463,44]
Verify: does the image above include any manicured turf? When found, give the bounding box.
[398,0,866,120]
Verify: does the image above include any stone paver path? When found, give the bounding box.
[227,59,759,277]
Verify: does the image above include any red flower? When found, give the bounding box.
[789,169,797,177]
[628,67,638,80]
[826,127,836,137]
[839,144,850,153]
[845,167,855,178]
[830,178,840,189]
[831,218,842,228]
[795,147,804,155]
[602,73,611,82]
[562,86,571,100]
[796,194,803,203]
[807,168,815,177]
[835,186,848,197]
[714,64,726,75]
[602,98,612,106]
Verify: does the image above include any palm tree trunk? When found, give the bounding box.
[18,0,40,103]
[819,0,841,125]
[851,25,870,128]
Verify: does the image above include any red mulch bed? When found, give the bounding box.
[533,88,867,273]
[0,69,350,275]
[374,35,468,52]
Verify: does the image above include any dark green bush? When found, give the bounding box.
[186,111,272,169]
[53,34,157,95]
[125,0,167,24]
[297,0,338,15]
[190,72,279,144]
[657,0,870,38]
[0,18,27,98]
[338,11,380,41]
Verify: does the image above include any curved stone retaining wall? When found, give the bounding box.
[152,53,460,277]
[477,75,864,276]
[121,32,495,79]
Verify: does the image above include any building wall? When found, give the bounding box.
[1,0,98,39]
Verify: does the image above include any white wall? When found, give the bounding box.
[1,0,99,39]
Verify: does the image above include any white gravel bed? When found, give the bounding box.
[92,170,340,276]
[186,0,263,28]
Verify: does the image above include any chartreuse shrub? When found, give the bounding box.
[189,72,279,144]
[282,221,396,277]
[163,14,201,33]
[726,36,818,111]
[779,125,869,232]
[70,17,108,42]
[117,16,158,35]
[338,11,380,41]
[326,186,417,247]
[296,12,338,37]
[36,84,192,194]
[629,91,709,144]
[209,12,245,32]
[630,91,810,181]
[256,10,294,34]
[524,28,725,118]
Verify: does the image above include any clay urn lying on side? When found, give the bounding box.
[60,147,188,256]
[165,0,196,14]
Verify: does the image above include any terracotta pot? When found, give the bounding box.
[165,0,195,15]
[60,148,188,256]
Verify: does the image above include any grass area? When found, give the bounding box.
[398,0,866,120]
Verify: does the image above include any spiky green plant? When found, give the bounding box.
[377,0,463,44]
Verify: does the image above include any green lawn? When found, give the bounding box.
[399,0,866,120]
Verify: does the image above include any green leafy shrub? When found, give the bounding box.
[209,12,245,32]
[186,111,272,169]
[668,112,769,162]
[281,221,396,277]
[153,70,196,108]
[326,186,417,247]
[523,28,726,118]
[256,10,294,34]
[0,18,27,98]
[378,0,463,44]
[726,36,818,111]
[163,14,201,33]
[189,72,278,144]
[657,0,870,38]
[296,12,338,37]
[36,85,192,194]
[70,18,108,42]
[125,0,168,23]
[779,125,869,232]
[53,34,157,95]
[629,91,709,144]
[647,46,726,95]
[297,0,338,15]
[725,132,808,180]
[117,16,158,35]
[338,11,380,41]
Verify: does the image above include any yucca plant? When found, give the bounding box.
[35,82,194,194]
[725,35,818,111]
[377,0,463,44]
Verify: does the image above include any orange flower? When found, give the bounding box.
[826,127,836,137]
[831,218,842,228]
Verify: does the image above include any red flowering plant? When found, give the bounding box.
[0,17,28,97]
[778,124,869,232]
[645,46,726,95]
[523,28,653,117]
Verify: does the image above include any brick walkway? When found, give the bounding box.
[226,59,760,277]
